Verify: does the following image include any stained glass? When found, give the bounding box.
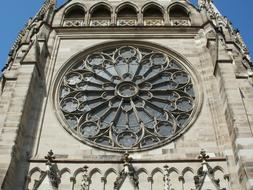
[57,45,198,151]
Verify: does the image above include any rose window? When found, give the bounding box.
[55,44,199,151]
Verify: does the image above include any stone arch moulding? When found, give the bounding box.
[141,2,165,14]
[64,3,87,16]
[142,2,165,26]
[89,2,113,26]
[89,2,113,14]
[115,2,139,14]
[168,2,191,26]
[168,2,190,15]
[62,3,86,27]
[116,2,139,26]
[52,40,204,153]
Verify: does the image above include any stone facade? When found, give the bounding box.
[0,0,252,190]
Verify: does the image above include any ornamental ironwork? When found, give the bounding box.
[56,44,198,151]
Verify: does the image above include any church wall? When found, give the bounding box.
[1,0,252,189]
[34,37,223,158]
[23,32,240,189]
[0,63,45,190]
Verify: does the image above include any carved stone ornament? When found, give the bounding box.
[171,19,190,26]
[114,152,139,190]
[45,150,61,188]
[163,165,171,190]
[144,19,164,26]
[29,150,60,190]
[194,150,226,190]
[81,166,90,190]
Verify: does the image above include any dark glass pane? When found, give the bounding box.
[118,132,137,148]
[156,121,173,137]
[173,71,189,84]
[79,122,99,138]
[176,97,193,112]
[66,72,82,85]
[61,98,78,113]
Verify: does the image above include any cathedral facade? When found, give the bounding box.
[0,0,253,189]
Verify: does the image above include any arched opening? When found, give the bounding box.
[117,5,138,26]
[143,5,164,26]
[90,5,111,26]
[63,6,85,27]
[65,7,85,18]
[169,5,190,26]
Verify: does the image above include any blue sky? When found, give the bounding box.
[0,0,252,70]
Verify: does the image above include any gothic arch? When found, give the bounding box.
[89,168,102,178]
[167,167,179,175]
[103,168,117,179]
[213,166,224,173]
[168,2,190,17]
[60,167,71,177]
[141,2,164,14]
[72,167,86,178]
[151,167,163,177]
[182,167,194,176]
[89,2,112,26]
[115,2,139,14]
[142,2,164,26]
[27,167,42,178]
[64,3,86,18]
[136,168,149,175]
[89,2,113,15]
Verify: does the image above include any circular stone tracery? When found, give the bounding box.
[116,82,139,98]
[56,44,199,151]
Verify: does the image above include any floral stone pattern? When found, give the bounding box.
[56,45,197,151]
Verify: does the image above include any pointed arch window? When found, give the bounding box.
[117,5,138,26]
[90,5,111,26]
[143,5,164,26]
[169,5,190,26]
[63,6,85,27]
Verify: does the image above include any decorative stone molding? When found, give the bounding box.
[194,150,227,190]
[90,19,111,26]
[45,150,61,188]
[163,165,171,190]
[143,19,164,26]
[170,18,190,26]
[63,19,85,27]
[27,150,229,190]
[81,166,90,190]
[117,19,137,26]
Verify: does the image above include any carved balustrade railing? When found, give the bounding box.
[143,18,164,26]
[63,18,85,27]
[90,18,111,27]
[170,17,190,26]
[117,17,138,26]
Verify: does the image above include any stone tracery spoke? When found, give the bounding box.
[138,72,166,86]
[84,97,117,119]
[92,70,115,84]
[137,96,164,114]
[110,99,124,124]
